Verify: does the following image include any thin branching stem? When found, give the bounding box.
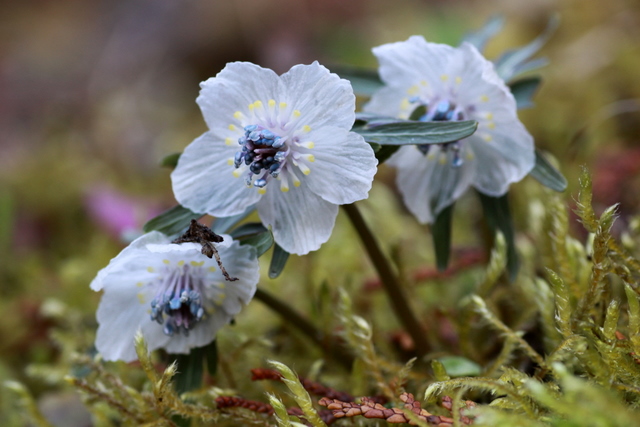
[342,203,430,357]
[254,288,354,369]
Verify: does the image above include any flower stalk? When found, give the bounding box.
[254,288,354,369]
[342,203,429,357]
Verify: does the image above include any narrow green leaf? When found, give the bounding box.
[204,340,218,376]
[374,145,401,163]
[354,112,393,126]
[530,150,567,192]
[478,192,519,281]
[509,77,541,110]
[462,15,505,52]
[211,205,256,234]
[172,347,205,394]
[230,222,268,238]
[494,15,559,82]
[408,105,427,121]
[161,152,181,168]
[332,66,383,97]
[143,205,203,235]
[354,120,477,145]
[231,222,274,257]
[432,204,454,271]
[269,243,290,279]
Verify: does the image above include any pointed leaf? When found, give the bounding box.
[211,205,256,234]
[462,15,505,52]
[432,204,454,271]
[354,120,477,145]
[509,77,542,110]
[172,347,205,394]
[375,145,401,163]
[494,15,559,82]
[478,192,519,281]
[530,149,567,192]
[332,66,383,97]
[269,243,290,279]
[161,152,181,168]
[231,222,274,257]
[204,340,218,376]
[143,204,203,235]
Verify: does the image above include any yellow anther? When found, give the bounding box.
[219,282,226,289]
[228,124,236,131]
[227,159,234,166]
[420,80,428,86]
[440,74,449,82]
[455,76,462,84]
[439,154,447,164]
[279,102,287,109]
[407,85,419,95]
[268,99,276,108]
[305,154,315,163]
[293,110,301,117]
[487,122,496,130]
[232,169,242,178]
[401,98,411,110]
[137,293,145,304]
[301,141,314,149]
[483,134,493,142]
[299,164,311,175]
[302,125,311,132]
[177,260,185,266]
[163,259,170,265]
[190,261,205,267]
[136,282,144,287]
[427,153,436,160]
[147,266,154,273]
[293,179,301,187]
[254,100,263,108]
[258,188,266,195]
[248,103,255,111]
[208,266,217,272]
[486,112,493,120]
[280,185,290,193]
[225,137,233,146]
[480,95,489,102]
[233,111,242,119]
[467,152,475,160]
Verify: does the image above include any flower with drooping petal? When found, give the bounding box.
[171,62,378,255]
[90,231,259,362]
[365,36,535,224]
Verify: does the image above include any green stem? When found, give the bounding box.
[254,287,353,369]
[342,203,430,357]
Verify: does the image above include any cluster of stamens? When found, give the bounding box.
[150,266,205,336]
[235,125,286,188]
[410,98,466,167]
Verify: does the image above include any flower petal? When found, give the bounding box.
[257,180,339,255]
[302,127,377,204]
[171,131,261,217]
[372,36,458,91]
[281,62,356,130]
[387,145,476,224]
[95,279,157,361]
[197,62,284,132]
[468,131,534,196]
[90,231,168,291]
[363,86,411,117]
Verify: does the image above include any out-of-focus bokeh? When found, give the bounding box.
[2,0,640,425]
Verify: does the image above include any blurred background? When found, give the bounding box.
[1,0,640,424]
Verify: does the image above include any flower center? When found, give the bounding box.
[150,264,206,336]
[410,98,466,167]
[235,125,287,188]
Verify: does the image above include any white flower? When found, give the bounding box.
[90,231,259,362]
[365,36,535,224]
[171,62,378,255]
